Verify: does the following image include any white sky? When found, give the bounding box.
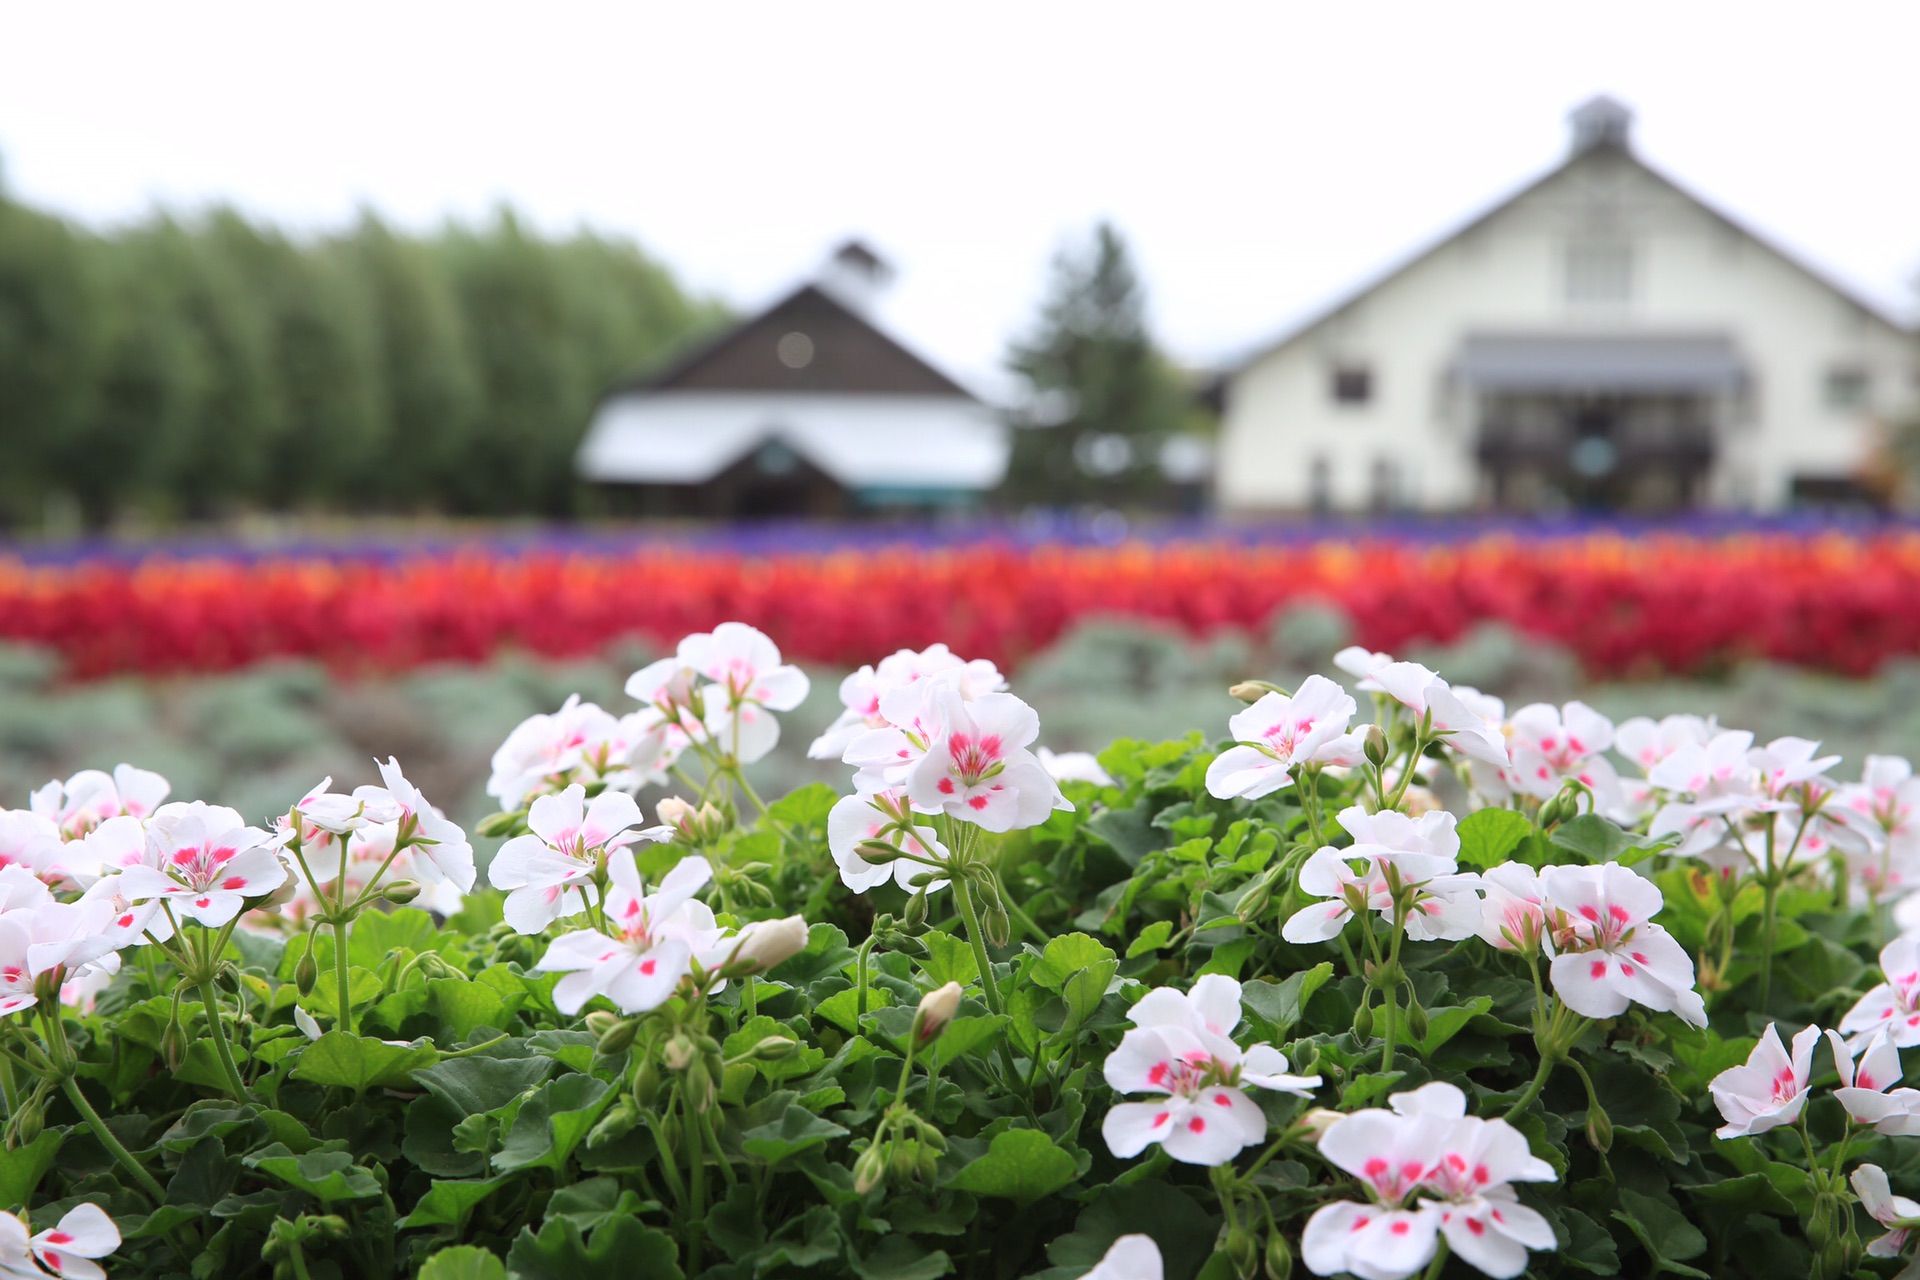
[3,2,1917,396]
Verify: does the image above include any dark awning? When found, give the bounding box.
[1456,333,1746,393]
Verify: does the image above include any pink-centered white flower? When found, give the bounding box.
[354,757,475,894]
[1708,1023,1821,1138]
[1364,662,1510,769]
[1282,808,1480,945]
[1037,748,1116,788]
[0,894,153,1018]
[0,1202,120,1280]
[828,790,951,895]
[905,689,1069,832]
[534,849,725,1015]
[1102,975,1319,1166]
[1304,1083,1555,1280]
[118,807,287,928]
[808,644,1003,760]
[1828,1029,1920,1134]
[1081,1235,1163,1280]
[629,623,809,766]
[30,765,170,839]
[1477,862,1547,955]
[1504,701,1622,807]
[1205,675,1367,801]
[1538,864,1706,1027]
[1851,1164,1920,1259]
[1841,936,1920,1049]
[1837,756,1920,900]
[278,778,401,883]
[489,694,676,810]
[489,785,669,934]
[0,811,61,880]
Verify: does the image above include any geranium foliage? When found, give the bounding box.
[2,624,1920,1279]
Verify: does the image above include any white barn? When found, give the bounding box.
[1214,97,1918,514]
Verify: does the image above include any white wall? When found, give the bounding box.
[1217,149,1917,513]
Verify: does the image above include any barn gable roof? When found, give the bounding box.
[1217,117,1911,385]
[606,282,975,401]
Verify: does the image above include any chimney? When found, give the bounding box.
[1568,95,1634,155]
[817,238,895,312]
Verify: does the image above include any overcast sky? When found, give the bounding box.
[3,2,1916,395]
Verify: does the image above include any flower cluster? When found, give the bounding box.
[824,642,1070,902]
[1305,1083,1557,1280]
[1101,976,1319,1165]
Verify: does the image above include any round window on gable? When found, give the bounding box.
[777,332,815,369]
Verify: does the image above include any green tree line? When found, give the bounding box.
[0,195,724,527]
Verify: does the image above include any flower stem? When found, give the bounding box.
[950,877,1002,1019]
[1420,1238,1451,1280]
[1502,1051,1557,1121]
[685,1096,707,1273]
[197,980,254,1102]
[62,1076,167,1202]
[334,920,354,1033]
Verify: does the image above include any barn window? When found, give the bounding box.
[1331,365,1372,405]
[1824,367,1870,411]
[1566,239,1633,304]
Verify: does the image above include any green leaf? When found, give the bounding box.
[1456,807,1534,869]
[507,1217,682,1280]
[740,1104,849,1165]
[0,1130,62,1209]
[815,986,893,1034]
[349,906,446,965]
[492,1075,612,1173]
[921,931,980,987]
[291,1031,438,1092]
[1340,1071,1405,1109]
[1549,815,1672,866]
[945,1128,1077,1202]
[399,1177,511,1230]
[850,1236,952,1280]
[1411,997,1492,1056]
[413,1053,555,1117]
[544,1176,657,1232]
[1044,1182,1218,1278]
[765,782,839,830]
[932,1014,1010,1068]
[1125,920,1174,959]
[1240,962,1334,1038]
[1686,1172,1798,1216]
[417,1246,508,1280]
[1030,933,1117,990]
[246,1149,383,1204]
[1613,1188,1709,1278]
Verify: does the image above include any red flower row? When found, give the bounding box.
[2,530,1915,681]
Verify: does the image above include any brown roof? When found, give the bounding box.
[609,283,975,399]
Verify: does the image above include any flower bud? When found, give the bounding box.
[1264,1232,1294,1280]
[903,891,929,930]
[1585,1103,1613,1153]
[663,1032,698,1071]
[1405,1000,1429,1043]
[592,1016,637,1056]
[587,1098,639,1149]
[748,1035,800,1062]
[474,810,525,839]
[634,1057,662,1107]
[657,796,698,838]
[853,1142,888,1195]
[381,879,421,905]
[1352,1000,1374,1040]
[1227,1227,1257,1271]
[1229,680,1287,704]
[162,1015,188,1071]
[7,1100,41,1147]
[727,915,809,975]
[685,1058,715,1113]
[913,982,963,1048]
[1364,724,1390,767]
[856,840,903,865]
[982,897,1011,948]
[294,949,319,996]
[1297,1108,1344,1143]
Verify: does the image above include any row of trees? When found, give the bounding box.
[0,195,722,526]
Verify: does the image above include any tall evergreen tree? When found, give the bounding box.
[0,199,104,526]
[1002,222,1187,509]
